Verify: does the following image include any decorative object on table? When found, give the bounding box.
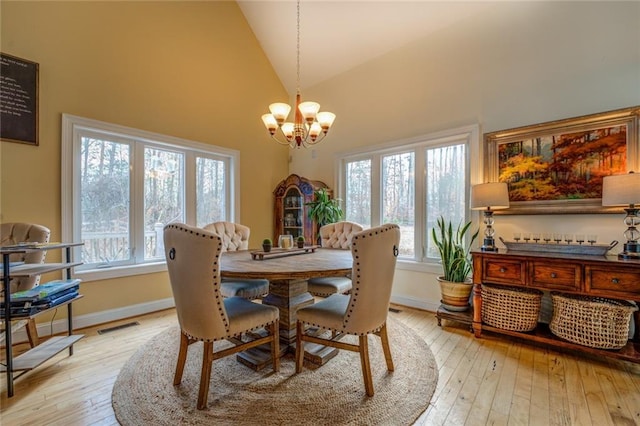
[305,187,344,245]
[111,316,437,426]
[250,245,318,260]
[163,223,280,410]
[602,171,640,259]
[262,238,272,252]
[295,224,401,397]
[278,234,293,249]
[481,284,543,332]
[260,0,336,148]
[296,235,305,248]
[499,237,618,256]
[203,221,269,300]
[431,216,479,312]
[470,182,510,251]
[483,105,639,215]
[549,292,638,350]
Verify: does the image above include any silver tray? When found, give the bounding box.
[499,237,618,256]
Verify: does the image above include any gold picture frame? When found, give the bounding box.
[484,106,639,215]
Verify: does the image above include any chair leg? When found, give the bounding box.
[295,320,304,373]
[173,332,190,385]
[197,341,214,410]
[271,320,280,372]
[379,323,394,372]
[26,319,39,347]
[359,335,374,396]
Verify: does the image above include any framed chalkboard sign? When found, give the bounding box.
[1,53,39,146]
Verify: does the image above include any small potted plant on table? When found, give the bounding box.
[262,238,272,252]
[296,236,305,248]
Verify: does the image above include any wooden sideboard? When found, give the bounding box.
[471,250,640,364]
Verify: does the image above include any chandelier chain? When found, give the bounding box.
[260,0,335,148]
[296,0,301,93]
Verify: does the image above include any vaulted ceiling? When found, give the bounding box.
[237,1,494,95]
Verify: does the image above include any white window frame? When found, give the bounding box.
[61,114,240,281]
[335,124,481,274]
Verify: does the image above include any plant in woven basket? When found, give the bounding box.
[432,216,479,311]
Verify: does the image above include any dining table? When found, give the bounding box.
[220,247,353,369]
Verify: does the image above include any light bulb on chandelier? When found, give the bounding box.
[261,0,336,148]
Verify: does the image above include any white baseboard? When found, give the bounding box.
[8,294,437,345]
[390,295,439,313]
[9,297,176,344]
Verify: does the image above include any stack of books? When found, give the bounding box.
[2,279,81,317]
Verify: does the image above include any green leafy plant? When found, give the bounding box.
[431,216,479,282]
[262,238,272,245]
[296,236,305,242]
[305,188,343,227]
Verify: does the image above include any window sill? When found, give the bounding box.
[75,262,167,282]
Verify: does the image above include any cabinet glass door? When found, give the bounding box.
[283,188,304,238]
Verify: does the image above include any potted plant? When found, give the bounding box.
[262,238,272,252]
[306,188,344,244]
[296,235,305,248]
[431,216,479,312]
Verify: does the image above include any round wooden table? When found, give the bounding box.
[220,248,353,368]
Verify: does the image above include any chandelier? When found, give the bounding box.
[261,0,336,148]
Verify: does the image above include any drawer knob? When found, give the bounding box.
[611,278,620,284]
[550,273,557,278]
[500,267,506,273]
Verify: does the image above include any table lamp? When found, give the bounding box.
[602,171,640,259]
[471,182,510,251]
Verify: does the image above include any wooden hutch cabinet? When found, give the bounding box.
[273,174,329,245]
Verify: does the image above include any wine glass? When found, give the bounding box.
[523,233,531,243]
[543,233,552,243]
[532,233,540,243]
[564,234,573,244]
[513,232,521,242]
[553,233,563,244]
[587,234,597,245]
[575,234,585,245]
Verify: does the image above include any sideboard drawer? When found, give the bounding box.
[482,258,526,285]
[530,261,581,291]
[585,266,640,299]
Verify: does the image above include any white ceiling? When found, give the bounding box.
[237,1,495,95]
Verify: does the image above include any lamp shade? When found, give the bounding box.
[602,172,640,206]
[470,182,510,210]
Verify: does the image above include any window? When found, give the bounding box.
[337,125,479,266]
[62,114,239,280]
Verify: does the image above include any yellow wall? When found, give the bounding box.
[0,1,289,318]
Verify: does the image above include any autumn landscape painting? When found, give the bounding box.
[498,125,627,202]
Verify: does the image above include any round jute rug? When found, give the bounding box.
[112,316,437,425]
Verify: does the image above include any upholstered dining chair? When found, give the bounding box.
[0,222,51,347]
[295,223,400,396]
[203,221,269,300]
[307,221,363,297]
[163,223,280,410]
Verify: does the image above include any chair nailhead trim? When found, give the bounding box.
[343,223,399,329]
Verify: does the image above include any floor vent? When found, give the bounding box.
[97,321,140,334]
[388,307,402,313]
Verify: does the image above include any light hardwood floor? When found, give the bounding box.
[1,305,639,425]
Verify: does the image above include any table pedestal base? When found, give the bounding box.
[237,278,338,369]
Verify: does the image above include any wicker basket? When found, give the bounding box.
[550,292,638,350]
[482,285,543,332]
